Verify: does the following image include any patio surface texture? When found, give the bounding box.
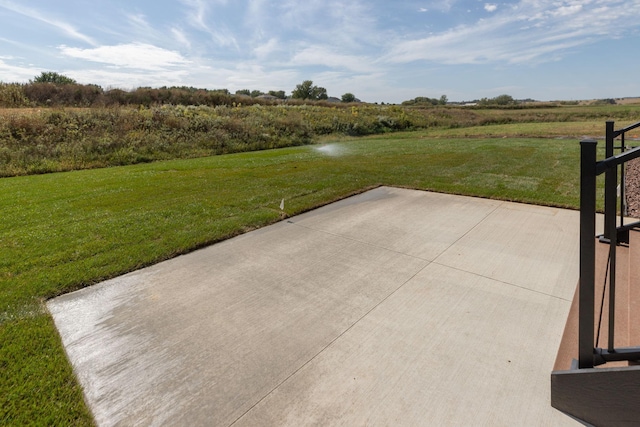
[48,186,582,426]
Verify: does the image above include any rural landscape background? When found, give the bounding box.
[3,0,640,424]
[2,72,640,424]
[1,74,638,177]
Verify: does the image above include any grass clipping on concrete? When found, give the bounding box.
[0,122,615,424]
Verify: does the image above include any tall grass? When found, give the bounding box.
[2,103,639,177]
[0,104,429,176]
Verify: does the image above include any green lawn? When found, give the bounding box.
[422,121,605,138]
[0,133,603,425]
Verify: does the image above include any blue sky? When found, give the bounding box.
[1,0,639,103]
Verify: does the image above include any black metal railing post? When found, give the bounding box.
[603,121,619,352]
[606,163,618,352]
[579,138,597,369]
[603,121,615,241]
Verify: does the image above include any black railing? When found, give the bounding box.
[579,120,640,369]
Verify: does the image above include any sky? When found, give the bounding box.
[1,0,640,104]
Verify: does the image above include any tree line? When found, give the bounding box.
[0,72,361,108]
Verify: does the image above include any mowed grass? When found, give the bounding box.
[423,121,606,138]
[1,132,604,425]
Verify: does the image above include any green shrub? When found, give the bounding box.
[0,83,30,107]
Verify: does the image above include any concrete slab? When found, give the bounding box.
[291,188,503,261]
[434,202,581,301]
[48,187,581,426]
[236,264,574,426]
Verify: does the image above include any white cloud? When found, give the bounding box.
[428,0,458,13]
[289,46,376,73]
[278,0,381,50]
[178,0,239,49]
[171,28,191,49]
[70,68,191,90]
[418,8,428,13]
[127,13,152,32]
[54,55,299,95]
[253,38,280,60]
[58,43,191,71]
[245,0,269,29]
[224,64,298,91]
[0,59,39,82]
[385,0,640,66]
[209,26,239,49]
[180,0,210,30]
[484,3,498,12]
[308,70,389,102]
[0,0,96,46]
[550,4,583,17]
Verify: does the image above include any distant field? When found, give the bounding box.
[591,97,640,105]
[0,103,629,425]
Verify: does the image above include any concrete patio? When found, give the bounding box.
[48,187,582,426]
